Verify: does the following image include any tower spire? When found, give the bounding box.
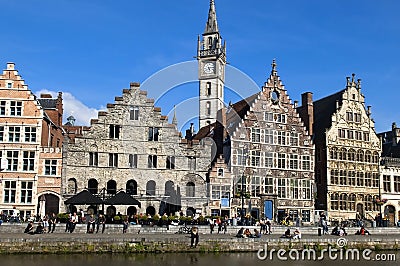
[172,105,178,127]
[204,0,219,33]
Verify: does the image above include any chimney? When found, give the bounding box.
[298,92,314,136]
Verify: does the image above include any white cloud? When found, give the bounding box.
[35,89,100,126]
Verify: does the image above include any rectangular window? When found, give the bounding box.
[264,152,273,168]
[264,112,273,122]
[354,113,361,123]
[346,111,353,122]
[8,126,21,142]
[365,172,372,187]
[250,150,260,167]
[277,131,286,145]
[0,101,5,116]
[237,148,247,166]
[289,132,299,146]
[394,176,400,193]
[188,157,196,171]
[22,151,35,171]
[276,114,286,123]
[301,210,311,223]
[148,155,157,168]
[302,155,311,170]
[278,179,287,198]
[129,154,138,168]
[277,153,286,169]
[109,124,121,139]
[301,180,311,199]
[206,82,211,96]
[264,129,274,144]
[45,159,57,175]
[211,185,221,200]
[148,127,159,141]
[347,130,354,139]
[348,170,356,186]
[289,154,298,170]
[363,132,370,141]
[4,181,16,203]
[0,126,4,141]
[166,156,175,169]
[24,127,37,142]
[264,177,274,194]
[338,129,346,138]
[330,170,339,185]
[7,151,18,171]
[108,153,118,168]
[10,101,22,116]
[89,152,98,166]
[20,181,33,204]
[251,128,261,142]
[383,175,391,192]
[290,179,299,199]
[129,106,139,120]
[251,176,261,197]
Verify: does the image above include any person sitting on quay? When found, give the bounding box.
[250,228,261,238]
[280,228,291,238]
[96,214,106,234]
[292,228,302,239]
[235,227,245,238]
[24,221,35,235]
[86,214,96,234]
[355,226,371,235]
[244,228,252,238]
[34,222,45,234]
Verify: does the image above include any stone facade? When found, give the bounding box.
[61,83,213,218]
[301,74,381,221]
[378,122,400,226]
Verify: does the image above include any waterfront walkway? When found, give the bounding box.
[0,223,399,253]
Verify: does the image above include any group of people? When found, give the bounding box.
[209,216,228,234]
[65,212,106,234]
[235,227,262,238]
[280,228,302,239]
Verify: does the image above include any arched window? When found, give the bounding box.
[365,151,372,163]
[107,180,117,195]
[348,149,355,161]
[340,194,348,210]
[186,182,195,197]
[372,152,379,164]
[349,194,356,211]
[339,148,347,160]
[165,181,174,196]
[218,168,224,177]
[331,193,339,210]
[126,179,138,195]
[67,178,77,194]
[88,179,98,194]
[356,150,364,162]
[330,147,338,160]
[365,195,373,211]
[146,180,156,196]
[206,101,211,115]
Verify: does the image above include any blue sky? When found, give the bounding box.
[1,0,399,133]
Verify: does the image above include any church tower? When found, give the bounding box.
[197,0,226,129]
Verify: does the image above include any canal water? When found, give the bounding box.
[0,252,397,266]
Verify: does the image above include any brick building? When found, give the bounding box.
[0,63,64,220]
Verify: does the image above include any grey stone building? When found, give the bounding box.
[62,82,212,218]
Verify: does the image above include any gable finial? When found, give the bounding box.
[271,59,278,76]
